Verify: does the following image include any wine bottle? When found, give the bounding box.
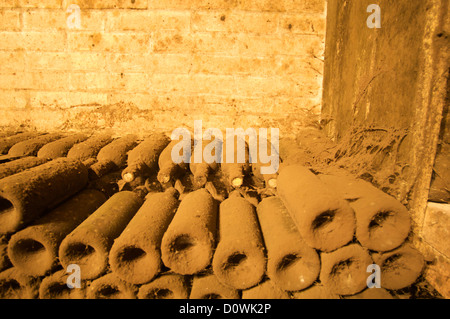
[0,156,49,180]
[88,171,122,198]
[37,133,88,159]
[161,188,217,275]
[291,284,340,299]
[0,132,42,154]
[212,191,265,290]
[372,243,424,290]
[319,173,411,252]
[0,267,40,299]
[277,165,356,252]
[138,273,189,299]
[189,138,221,189]
[122,133,170,183]
[242,279,290,299]
[220,136,251,188]
[58,191,143,280]
[251,136,280,189]
[89,134,138,179]
[67,133,113,161]
[345,287,394,299]
[157,139,191,185]
[319,244,372,296]
[0,235,11,272]
[8,133,63,157]
[8,189,106,276]
[39,269,86,299]
[189,273,239,299]
[0,131,22,139]
[109,188,179,284]
[0,158,88,234]
[257,196,320,291]
[86,272,138,299]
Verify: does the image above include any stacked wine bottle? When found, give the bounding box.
[0,131,425,299]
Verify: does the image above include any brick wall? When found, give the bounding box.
[0,0,326,136]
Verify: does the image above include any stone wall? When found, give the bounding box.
[0,0,326,136]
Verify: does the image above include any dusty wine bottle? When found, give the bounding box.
[67,133,114,161]
[291,284,340,299]
[0,132,42,154]
[220,136,251,188]
[241,279,290,299]
[7,133,64,157]
[109,188,179,284]
[122,133,170,183]
[87,171,122,198]
[58,191,143,280]
[37,133,88,159]
[204,181,226,202]
[252,166,278,189]
[256,196,320,291]
[0,156,49,180]
[0,131,21,138]
[318,173,411,252]
[89,134,139,179]
[189,138,221,189]
[0,235,11,272]
[86,272,138,299]
[189,273,239,299]
[8,189,107,276]
[82,157,97,169]
[0,267,40,299]
[0,158,89,234]
[251,137,280,189]
[372,243,424,290]
[39,269,86,299]
[173,178,187,200]
[212,191,266,290]
[138,273,189,299]
[157,139,192,185]
[161,188,218,275]
[319,244,373,296]
[344,288,394,299]
[277,165,356,252]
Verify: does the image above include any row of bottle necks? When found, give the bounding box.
[0,131,280,192]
